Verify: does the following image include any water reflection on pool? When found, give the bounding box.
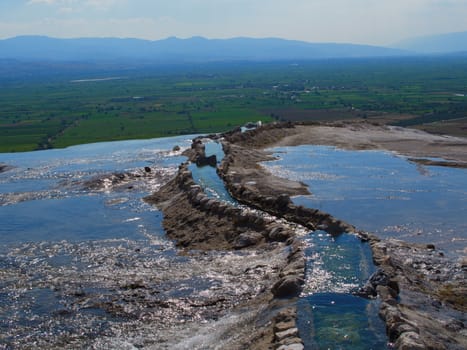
[298,292,387,350]
[264,145,467,257]
[0,136,192,248]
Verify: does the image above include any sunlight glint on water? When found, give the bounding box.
[264,145,467,256]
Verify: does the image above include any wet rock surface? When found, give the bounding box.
[370,237,467,349]
[408,157,467,169]
[146,162,304,251]
[0,163,12,173]
[195,154,217,167]
[78,167,173,193]
[1,238,290,349]
[272,308,304,350]
[0,165,176,206]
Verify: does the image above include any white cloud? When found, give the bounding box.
[84,0,126,10]
[27,0,125,10]
[5,0,467,44]
[58,6,74,14]
[27,0,61,4]
[0,16,184,40]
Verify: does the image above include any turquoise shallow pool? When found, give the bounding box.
[264,145,467,257]
[298,292,386,350]
[297,231,387,349]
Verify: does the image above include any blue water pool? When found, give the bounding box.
[264,145,467,257]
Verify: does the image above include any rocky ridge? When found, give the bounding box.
[217,122,467,350]
[145,161,307,349]
[369,237,467,349]
[0,163,12,173]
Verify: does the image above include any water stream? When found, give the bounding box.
[297,232,387,349]
[188,141,237,205]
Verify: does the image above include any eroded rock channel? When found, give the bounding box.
[147,122,466,349]
[145,140,308,349]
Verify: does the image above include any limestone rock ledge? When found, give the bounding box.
[369,236,467,350]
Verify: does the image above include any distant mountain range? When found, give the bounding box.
[0,36,409,62]
[394,31,467,54]
[1,33,466,63]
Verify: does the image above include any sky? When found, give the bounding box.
[1,0,467,46]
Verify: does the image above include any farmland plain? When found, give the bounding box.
[1,56,466,152]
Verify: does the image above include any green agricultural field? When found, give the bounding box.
[1,57,467,152]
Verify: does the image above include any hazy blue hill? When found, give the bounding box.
[395,31,467,54]
[0,36,409,62]
[0,36,155,61]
